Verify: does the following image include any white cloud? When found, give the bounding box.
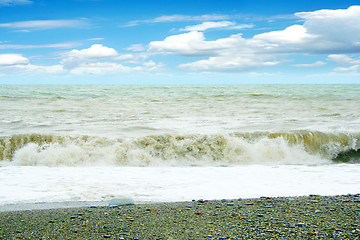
[88,38,104,41]
[0,0,32,6]
[115,54,134,61]
[296,5,360,45]
[153,14,229,22]
[126,14,230,27]
[228,24,255,30]
[147,5,360,72]
[180,21,235,31]
[180,21,254,32]
[0,19,88,30]
[327,54,359,65]
[0,44,162,76]
[333,65,360,72]
[149,31,233,56]
[254,25,314,45]
[0,54,29,66]
[327,54,360,73]
[69,60,163,75]
[69,62,132,75]
[126,44,146,52]
[61,44,118,70]
[179,55,279,72]
[259,5,360,53]
[13,64,65,74]
[149,31,283,71]
[292,61,326,67]
[0,42,81,49]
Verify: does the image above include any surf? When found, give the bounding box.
[1,131,358,167]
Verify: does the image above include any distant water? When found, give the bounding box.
[0,85,359,205]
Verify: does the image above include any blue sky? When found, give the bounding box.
[0,0,359,84]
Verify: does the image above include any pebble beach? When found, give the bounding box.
[1,194,360,239]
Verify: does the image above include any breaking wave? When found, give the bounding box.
[0,131,359,167]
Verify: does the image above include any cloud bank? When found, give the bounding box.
[148,5,360,72]
[1,5,359,78]
[0,44,163,75]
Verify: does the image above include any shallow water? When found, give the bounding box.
[0,85,359,205]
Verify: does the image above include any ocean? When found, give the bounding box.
[0,85,359,206]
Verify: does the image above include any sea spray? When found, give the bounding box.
[1,131,359,166]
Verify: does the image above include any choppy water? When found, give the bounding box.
[0,85,359,205]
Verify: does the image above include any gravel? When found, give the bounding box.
[1,194,359,239]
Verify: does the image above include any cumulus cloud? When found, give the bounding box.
[61,44,118,70]
[60,44,162,74]
[147,5,360,72]
[296,6,360,45]
[149,31,240,56]
[256,5,360,53]
[254,25,314,45]
[0,0,32,6]
[0,54,29,66]
[0,44,162,76]
[0,54,65,74]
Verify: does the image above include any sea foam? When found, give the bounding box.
[1,131,358,167]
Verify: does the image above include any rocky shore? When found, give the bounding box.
[1,194,359,239]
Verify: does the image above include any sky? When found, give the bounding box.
[0,0,359,84]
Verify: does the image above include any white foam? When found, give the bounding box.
[5,135,333,167]
[0,165,359,205]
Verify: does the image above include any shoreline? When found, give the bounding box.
[1,194,359,239]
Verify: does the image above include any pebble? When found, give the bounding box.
[109,197,135,207]
[1,194,359,239]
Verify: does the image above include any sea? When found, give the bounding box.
[0,84,359,207]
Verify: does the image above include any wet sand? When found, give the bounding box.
[1,194,359,239]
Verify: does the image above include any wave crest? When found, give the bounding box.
[0,131,359,166]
